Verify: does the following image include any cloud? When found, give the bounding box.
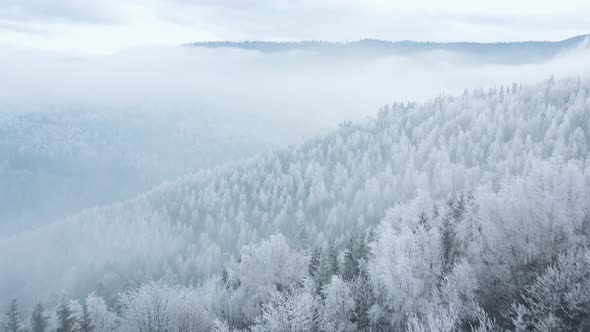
[1,42,590,122]
[0,0,127,23]
[0,0,589,54]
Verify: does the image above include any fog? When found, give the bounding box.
[3,41,590,120]
[1,41,590,235]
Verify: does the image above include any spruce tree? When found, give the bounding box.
[328,244,339,276]
[308,247,321,278]
[31,304,49,332]
[452,193,466,221]
[79,303,93,332]
[3,299,20,332]
[342,238,359,281]
[317,249,334,292]
[56,302,78,332]
[351,275,373,331]
[441,202,458,275]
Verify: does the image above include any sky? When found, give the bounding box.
[0,0,589,54]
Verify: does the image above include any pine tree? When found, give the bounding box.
[31,304,49,332]
[56,302,78,332]
[3,299,20,332]
[79,303,93,332]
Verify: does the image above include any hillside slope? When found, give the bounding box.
[0,107,302,235]
[1,77,589,304]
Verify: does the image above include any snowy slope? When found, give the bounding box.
[1,77,589,304]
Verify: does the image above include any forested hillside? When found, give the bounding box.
[0,107,299,234]
[188,34,590,63]
[1,77,589,331]
[3,34,589,237]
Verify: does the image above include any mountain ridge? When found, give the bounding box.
[185,34,590,63]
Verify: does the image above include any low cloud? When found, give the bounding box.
[1,43,589,235]
[1,43,590,123]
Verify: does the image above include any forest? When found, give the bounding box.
[1,77,589,331]
[2,168,590,331]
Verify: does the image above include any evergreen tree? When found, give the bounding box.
[328,244,339,277]
[343,234,371,281]
[342,238,359,281]
[356,234,369,264]
[452,193,466,222]
[440,211,458,275]
[317,249,335,292]
[418,211,430,230]
[440,198,461,275]
[296,228,310,250]
[56,302,78,332]
[350,276,374,331]
[308,247,321,278]
[79,303,93,332]
[31,304,49,332]
[3,299,20,332]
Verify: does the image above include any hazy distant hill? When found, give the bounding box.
[187,34,590,63]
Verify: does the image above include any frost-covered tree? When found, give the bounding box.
[223,234,309,327]
[56,302,78,332]
[349,275,373,331]
[2,299,21,332]
[252,280,317,332]
[321,276,356,332]
[510,249,590,331]
[30,304,49,332]
[79,303,94,332]
[118,281,213,332]
[342,238,359,281]
[308,247,321,278]
[119,281,176,332]
[315,244,340,292]
[85,294,117,332]
[474,160,590,321]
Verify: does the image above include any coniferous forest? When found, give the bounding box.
[2,77,590,331]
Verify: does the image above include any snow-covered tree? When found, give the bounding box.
[85,294,118,332]
[224,234,309,327]
[56,302,78,332]
[252,280,317,332]
[79,303,94,332]
[321,276,356,331]
[510,249,590,331]
[2,299,21,332]
[30,304,49,332]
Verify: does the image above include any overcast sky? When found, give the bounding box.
[0,0,589,54]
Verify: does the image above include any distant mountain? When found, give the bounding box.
[2,77,589,305]
[187,34,590,63]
